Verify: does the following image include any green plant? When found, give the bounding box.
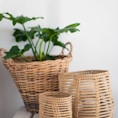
[0,12,80,61]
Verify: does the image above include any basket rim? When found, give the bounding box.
[2,55,72,65]
[39,91,71,99]
[59,70,109,76]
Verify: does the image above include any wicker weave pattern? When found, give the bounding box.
[0,44,72,113]
[39,91,72,118]
[59,70,114,118]
[3,57,71,113]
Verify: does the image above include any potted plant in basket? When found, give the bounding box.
[0,12,80,113]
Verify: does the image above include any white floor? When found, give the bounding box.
[13,107,38,118]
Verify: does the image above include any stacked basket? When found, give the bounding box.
[0,47,114,117]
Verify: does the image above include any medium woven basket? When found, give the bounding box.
[0,42,72,113]
[59,70,114,118]
[39,91,72,118]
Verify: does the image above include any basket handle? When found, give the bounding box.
[0,48,6,58]
[61,42,72,57]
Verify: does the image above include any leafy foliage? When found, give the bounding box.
[0,12,80,61]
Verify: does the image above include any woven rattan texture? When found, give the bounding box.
[39,91,72,118]
[1,55,72,113]
[59,70,114,118]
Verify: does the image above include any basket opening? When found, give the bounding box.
[45,92,70,98]
[77,70,108,75]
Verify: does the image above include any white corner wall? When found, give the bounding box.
[0,0,118,118]
[0,81,2,118]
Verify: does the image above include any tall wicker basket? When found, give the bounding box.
[0,42,72,113]
[59,70,114,118]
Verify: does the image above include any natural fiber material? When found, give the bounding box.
[59,70,114,118]
[0,43,72,113]
[39,91,72,118]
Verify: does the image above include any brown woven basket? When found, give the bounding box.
[59,70,114,118]
[39,91,72,118]
[0,42,72,113]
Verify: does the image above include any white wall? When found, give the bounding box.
[0,0,118,117]
[0,77,2,118]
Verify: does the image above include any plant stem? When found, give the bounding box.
[35,38,40,50]
[39,39,44,61]
[22,24,38,60]
[46,33,56,56]
[44,42,47,54]
[48,45,54,54]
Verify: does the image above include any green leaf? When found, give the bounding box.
[30,26,42,37]
[0,14,3,21]
[32,27,58,42]
[0,12,15,24]
[13,29,28,42]
[14,15,43,25]
[0,12,43,25]
[13,28,35,42]
[4,46,21,59]
[65,23,80,28]
[31,25,41,32]
[52,39,65,48]
[4,44,31,60]
[57,23,80,33]
[5,12,14,20]
[21,44,32,53]
[28,30,36,39]
[45,54,55,60]
[12,15,39,25]
[41,28,57,42]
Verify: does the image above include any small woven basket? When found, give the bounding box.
[0,42,72,113]
[39,91,72,118]
[59,70,114,118]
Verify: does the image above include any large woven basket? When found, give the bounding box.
[0,42,72,113]
[39,91,72,118]
[59,70,114,118]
